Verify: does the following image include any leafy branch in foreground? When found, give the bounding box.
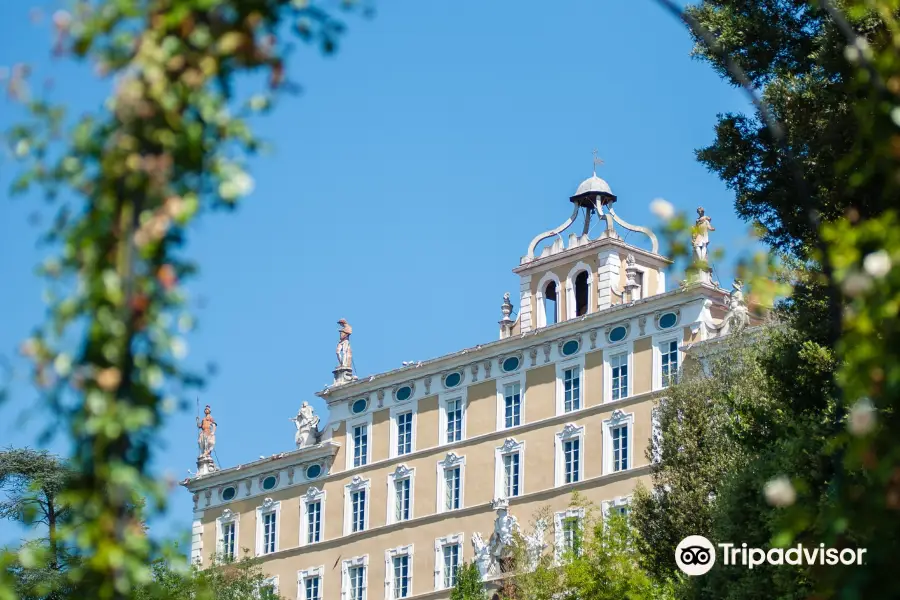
[1,1,363,598]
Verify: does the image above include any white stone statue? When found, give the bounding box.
[290,402,320,448]
[336,319,353,369]
[724,279,750,331]
[471,532,493,578]
[691,206,715,262]
[523,519,548,571]
[489,500,520,571]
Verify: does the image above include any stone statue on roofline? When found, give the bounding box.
[332,318,357,385]
[336,319,353,368]
[290,401,320,448]
[692,206,715,263]
[195,404,217,476]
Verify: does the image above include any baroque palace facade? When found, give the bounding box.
[183,166,753,600]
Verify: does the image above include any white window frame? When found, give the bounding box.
[390,402,418,458]
[535,271,562,328]
[216,508,239,561]
[344,475,371,535]
[653,333,682,390]
[603,341,634,403]
[341,554,369,600]
[436,452,466,513]
[298,566,324,600]
[300,486,326,547]
[556,354,586,415]
[346,413,374,471]
[565,261,595,319]
[602,495,633,520]
[603,409,635,475]
[386,464,415,525]
[384,544,414,599]
[554,423,585,487]
[554,507,585,561]
[439,389,467,446]
[434,533,464,590]
[255,498,281,556]
[261,575,279,596]
[496,373,526,431]
[494,437,525,499]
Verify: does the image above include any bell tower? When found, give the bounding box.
[501,157,672,338]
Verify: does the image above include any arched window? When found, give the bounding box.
[544,281,558,325]
[574,271,589,317]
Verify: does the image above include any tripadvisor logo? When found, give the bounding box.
[676,536,867,576]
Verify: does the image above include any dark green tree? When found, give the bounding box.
[135,550,282,600]
[0,448,77,600]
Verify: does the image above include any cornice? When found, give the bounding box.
[180,440,340,492]
[318,283,722,405]
[513,236,673,275]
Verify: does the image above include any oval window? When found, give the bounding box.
[305,464,322,480]
[658,312,678,329]
[608,325,628,343]
[444,372,462,388]
[502,356,520,372]
[562,340,580,356]
[222,486,236,501]
[262,476,277,490]
[351,398,368,414]
[396,386,412,401]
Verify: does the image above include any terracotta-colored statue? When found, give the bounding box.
[692,206,715,262]
[336,319,353,369]
[196,405,217,458]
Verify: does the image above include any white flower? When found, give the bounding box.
[764,476,796,507]
[863,250,891,278]
[650,198,675,221]
[842,272,872,297]
[848,397,876,436]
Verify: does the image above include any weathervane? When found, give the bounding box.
[592,148,604,176]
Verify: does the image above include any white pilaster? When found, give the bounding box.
[518,275,533,333]
[191,511,204,565]
[597,250,621,311]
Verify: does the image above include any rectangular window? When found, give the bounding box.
[394,478,411,522]
[442,544,460,589]
[502,453,520,497]
[660,340,679,387]
[396,412,413,456]
[444,466,461,511]
[562,517,582,555]
[306,500,321,544]
[504,383,522,428]
[304,576,321,600]
[222,521,235,560]
[564,438,580,484]
[392,555,410,599]
[564,366,581,412]
[349,565,366,600]
[351,490,366,532]
[262,512,276,554]
[611,352,628,401]
[446,398,462,443]
[612,425,629,472]
[353,424,368,467]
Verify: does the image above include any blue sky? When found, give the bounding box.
[0,0,755,545]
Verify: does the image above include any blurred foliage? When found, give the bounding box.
[0,0,362,598]
[503,493,674,600]
[134,551,282,600]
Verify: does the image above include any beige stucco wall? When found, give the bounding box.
[193,297,699,599]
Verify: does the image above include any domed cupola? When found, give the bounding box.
[571,173,616,208]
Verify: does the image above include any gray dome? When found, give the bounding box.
[574,175,613,197]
